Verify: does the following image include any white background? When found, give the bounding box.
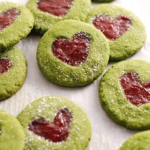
[0,0,150,149]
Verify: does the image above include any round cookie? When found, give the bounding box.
[0,2,34,51]
[17,96,91,150]
[0,46,27,100]
[86,4,146,61]
[120,131,150,150]
[37,19,110,87]
[99,59,150,130]
[0,110,25,150]
[26,0,91,34]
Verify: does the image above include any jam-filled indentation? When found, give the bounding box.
[28,108,72,142]
[120,72,150,106]
[93,15,132,40]
[0,58,12,74]
[52,32,90,66]
[37,0,73,16]
[0,8,20,30]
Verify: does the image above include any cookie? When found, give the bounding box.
[0,110,25,150]
[17,96,91,150]
[120,131,150,150]
[37,19,110,87]
[86,4,146,61]
[0,46,27,101]
[26,0,91,34]
[0,2,34,51]
[99,59,150,130]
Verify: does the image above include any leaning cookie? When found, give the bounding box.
[0,110,25,150]
[37,20,110,87]
[17,96,91,150]
[26,0,91,34]
[0,2,34,51]
[119,131,150,150]
[0,46,27,100]
[86,4,146,61]
[99,59,150,129]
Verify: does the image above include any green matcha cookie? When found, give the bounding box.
[37,19,110,87]
[99,59,150,130]
[26,0,91,34]
[0,2,34,51]
[17,96,91,150]
[0,46,27,101]
[0,110,25,150]
[120,131,150,150]
[86,4,146,61]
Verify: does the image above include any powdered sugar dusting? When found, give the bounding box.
[17,96,91,149]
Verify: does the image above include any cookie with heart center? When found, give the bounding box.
[0,2,34,51]
[99,60,150,129]
[37,0,73,16]
[0,46,27,101]
[120,72,150,106]
[0,110,25,150]
[86,4,146,61]
[37,20,110,87]
[26,0,91,34]
[52,32,90,66]
[28,108,72,143]
[17,96,91,150]
[93,15,132,40]
[0,8,20,30]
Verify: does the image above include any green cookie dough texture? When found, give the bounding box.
[86,4,146,61]
[17,96,92,150]
[0,2,34,51]
[0,110,25,150]
[26,0,91,34]
[0,46,27,100]
[120,131,150,150]
[37,20,110,87]
[99,60,150,130]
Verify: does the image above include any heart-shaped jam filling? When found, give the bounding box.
[0,8,20,30]
[37,0,73,16]
[28,108,72,142]
[52,32,90,66]
[120,72,150,106]
[0,58,12,74]
[93,15,132,40]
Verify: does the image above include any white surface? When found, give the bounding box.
[0,0,150,149]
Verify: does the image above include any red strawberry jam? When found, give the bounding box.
[0,8,20,30]
[0,58,12,74]
[28,108,72,142]
[93,15,132,40]
[37,0,73,16]
[52,32,90,66]
[120,72,150,106]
